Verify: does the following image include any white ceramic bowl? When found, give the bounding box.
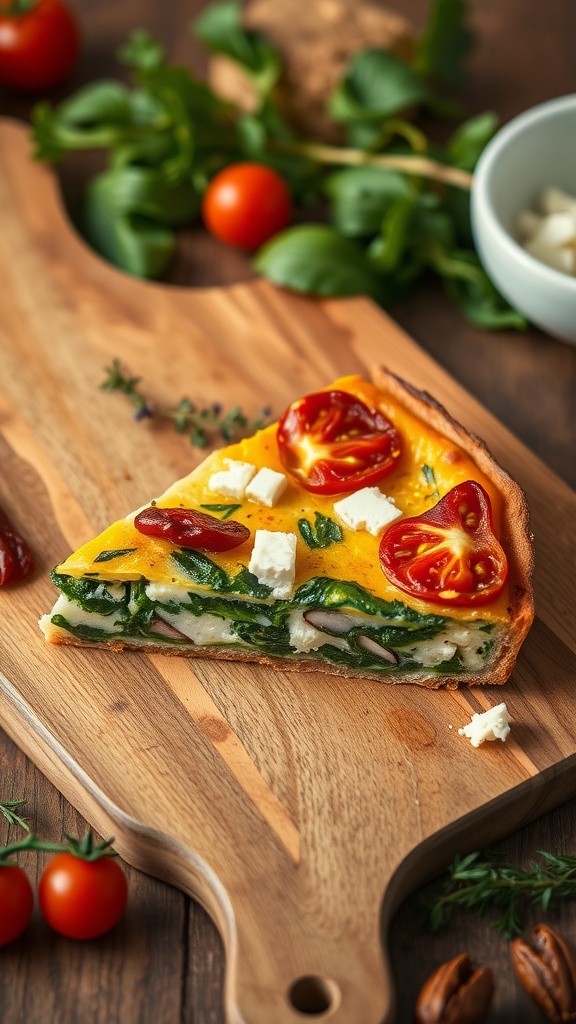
[471,93,576,345]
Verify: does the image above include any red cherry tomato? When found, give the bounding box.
[202,162,292,250]
[134,506,250,551]
[0,0,80,94]
[38,852,127,940]
[277,388,402,495]
[379,480,508,606]
[0,864,34,945]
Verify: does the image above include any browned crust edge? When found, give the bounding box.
[370,365,535,685]
[42,628,504,691]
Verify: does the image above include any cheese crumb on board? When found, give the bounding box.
[516,187,576,275]
[208,459,256,498]
[333,486,402,536]
[248,530,297,598]
[245,467,288,507]
[458,703,511,748]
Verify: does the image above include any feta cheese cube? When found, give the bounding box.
[245,467,288,507]
[208,459,256,499]
[539,186,576,216]
[248,530,297,599]
[531,211,576,249]
[458,703,511,748]
[525,237,576,274]
[333,487,402,536]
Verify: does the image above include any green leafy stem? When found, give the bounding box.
[29,0,525,330]
[425,850,576,938]
[101,358,272,447]
[0,830,119,867]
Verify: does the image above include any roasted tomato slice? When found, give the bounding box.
[134,507,250,552]
[277,389,401,494]
[379,480,508,606]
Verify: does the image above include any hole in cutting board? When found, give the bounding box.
[287,975,340,1017]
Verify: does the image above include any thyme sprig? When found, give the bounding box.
[0,798,30,832]
[101,359,272,448]
[425,850,576,939]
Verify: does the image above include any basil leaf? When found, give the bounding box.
[255,225,387,302]
[194,0,281,98]
[431,250,528,329]
[57,81,136,128]
[298,513,343,550]
[330,49,430,145]
[415,0,474,87]
[94,548,137,563]
[325,166,412,238]
[446,111,499,172]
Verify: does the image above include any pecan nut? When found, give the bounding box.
[510,923,576,1022]
[414,952,494,1023]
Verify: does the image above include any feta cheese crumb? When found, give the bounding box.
[333,486,402,536]
[245,467,288,507]
[248,530,297,599]
[208,459,256,499]
[458,702,511,748]
[517,187,576,277]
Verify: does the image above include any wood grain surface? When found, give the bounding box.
[1,2,576,1022]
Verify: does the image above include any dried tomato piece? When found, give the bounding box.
[134,506,250,552]
[0,505,35,586]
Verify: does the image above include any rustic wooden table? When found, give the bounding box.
[1,1,575,1021]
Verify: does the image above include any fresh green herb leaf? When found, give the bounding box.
[424,849,576,938]
[298,513,343,550]
[324,166,412,238]
[414,0,474,87]
[430,249,529,329]
[94,548,138,563]
[446,111,499,171]
[193,0,281,98]
[100,359,153,419]
[118,29,166,72]
[200,503,242,520]
[0,799,30,832]
[329,49,431,148]
[255,225,387,302]
[422,464,440,498]
[101,360,272,446]
[172,549,231,591]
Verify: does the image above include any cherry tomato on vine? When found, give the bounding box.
[379,480,508,606]
[0,0,80,94]
[38,852,128,940]
[134,505,250,551]
[277,388,402,494]
[0,864,34,945]
[202,162,292,250]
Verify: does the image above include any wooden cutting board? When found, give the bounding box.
[1,117,575,1024]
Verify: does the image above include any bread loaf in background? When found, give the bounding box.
[208,0,416,141]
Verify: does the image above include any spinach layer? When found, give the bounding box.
[50,566,493,674]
